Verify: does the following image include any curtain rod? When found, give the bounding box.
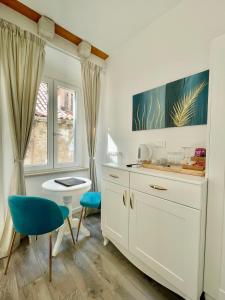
[0,0,108,60]
[0,17,105,69]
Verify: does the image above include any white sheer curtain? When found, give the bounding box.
[0,19,45,258]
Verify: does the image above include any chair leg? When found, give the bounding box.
[76,207,84,242]
[49,233,52,282]
[4,230,17,275]
[83,207,87,219]
[36,235,38,241]
[67,217,75,245]
[84,208,88,220]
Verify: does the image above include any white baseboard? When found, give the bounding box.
[72,206,82,214]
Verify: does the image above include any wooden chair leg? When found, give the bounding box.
[83,207,87,219]
[49,233,52,282]
[67,217,75,245]
[76,207,84,242]
[36,235,38,241]
[4,230,17,275]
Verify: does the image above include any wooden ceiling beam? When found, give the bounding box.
[0,0,109,60]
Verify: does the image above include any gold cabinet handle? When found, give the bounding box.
[123,193,126,206]
[130,194,134,209]
[149,184,167,191]
[109,174,119,179]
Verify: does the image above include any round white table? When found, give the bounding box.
[42,176,92,256]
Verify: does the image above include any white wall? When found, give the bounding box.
[204,33,225,300]
[101,0,225,165]
[0,3,109,210]
[100,1,225,299]
[0,5,90,210]
[44,47,81,86]
[43,46,89,168]
[25,46,89,210]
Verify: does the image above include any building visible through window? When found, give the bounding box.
[56,87,76,165]
[25,80,77,170]
[24,81,48,166]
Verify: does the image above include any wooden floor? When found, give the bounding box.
[0,214,183,300]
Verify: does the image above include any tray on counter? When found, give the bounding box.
[142,163,205,177]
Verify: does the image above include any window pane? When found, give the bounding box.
[56,86,76,164]
[24,82,48,166]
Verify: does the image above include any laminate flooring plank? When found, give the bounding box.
[0,214,184,300]
[81,215,182,300]
[64,245,116,300]
[0,263,20,300]
[78,238,156,300]
[32,234,78,300]
[20,276,53,300]
[13,239,43,288]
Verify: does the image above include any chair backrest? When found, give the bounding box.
[8,195,64,235]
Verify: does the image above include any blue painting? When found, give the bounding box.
[132,70,209,131]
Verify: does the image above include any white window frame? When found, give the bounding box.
[25,77,81,173]
[53,80,79,169]
[25,77,53,172]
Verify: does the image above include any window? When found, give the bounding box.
[25,79,79,171]
[54,84,76,167]
[24,81,49,168]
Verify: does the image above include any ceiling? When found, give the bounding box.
[20,0,180,55]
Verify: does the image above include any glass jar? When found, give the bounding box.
[167,151,184,165]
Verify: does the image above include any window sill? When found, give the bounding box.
[25,167,89,177]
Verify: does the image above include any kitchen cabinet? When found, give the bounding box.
[101,164,207,300]
[101,180,129,249]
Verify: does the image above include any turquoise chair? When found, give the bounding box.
[4,195,75,281]
[76,192,101,241]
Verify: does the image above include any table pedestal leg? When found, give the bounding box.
[52,225,65,256]
[52,195,90,257]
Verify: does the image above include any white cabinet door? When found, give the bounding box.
[101,180,129,249]
[129,189,200,300]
